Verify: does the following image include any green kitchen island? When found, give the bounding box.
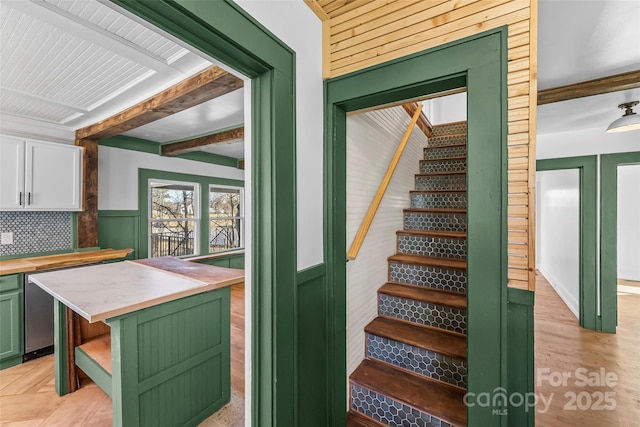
[28,257,244,427]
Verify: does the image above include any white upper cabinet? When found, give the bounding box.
[0,136,83,211]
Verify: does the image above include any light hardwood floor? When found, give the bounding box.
[535,272,640,426]
[4,277,638,426]
[0,283,245,427]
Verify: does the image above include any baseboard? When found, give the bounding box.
[537,266,579,319]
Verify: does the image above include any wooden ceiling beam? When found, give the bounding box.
[537,70,640,105]
[402,102,433,138]
[162,127,244,156]
[76,66,243,140]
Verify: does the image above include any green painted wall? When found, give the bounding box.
[195,253,245,269]
[507,288,535,426]
[296,264,328,426]
[98,211,140,259]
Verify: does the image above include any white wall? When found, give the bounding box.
[618,165,640,281]
[235,0,324,270]
[98,146,244,210]
[423,92,467,125]
[346,106,428,377]
[537,169,580,318]
[537,126,640,159]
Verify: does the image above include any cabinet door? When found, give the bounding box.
[0,290,22,362]
[0,137,25,210]
[25,141,82,211]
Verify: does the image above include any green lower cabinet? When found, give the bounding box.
[0,274,23,370]
[58,288,231,427]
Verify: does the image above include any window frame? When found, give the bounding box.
[138,168,244,259]
[148,178,200,258]
[208,184,245,254]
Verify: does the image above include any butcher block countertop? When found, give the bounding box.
[0,248,134,275]
[28,257,244,323]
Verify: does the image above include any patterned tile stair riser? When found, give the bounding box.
[348,121,468,427]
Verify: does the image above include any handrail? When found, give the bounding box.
[347,103,423,261]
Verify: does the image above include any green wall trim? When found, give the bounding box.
[600,151,640,333]
[506,290,535,427]
[100,135,241,168]
[325,28,508,426]
[296,263,327,426]
[172,151,239,168]
[100,135,159,154]
[537,156,598,330]
[162,124,245,144]
[296,263,326,285]
[507,287,534,306]
[137,168,244,259]
[111,1,299,425]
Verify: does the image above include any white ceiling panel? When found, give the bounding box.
[43,0,187,63]
[200,139,245,159]
[123,89,245,143]
[0,91,79,123]
[538,0,640,90]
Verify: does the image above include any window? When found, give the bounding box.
[149,180,199,257]
[209,186,244,253]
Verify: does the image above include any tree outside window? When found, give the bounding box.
[149,180,199,257]
[209,187,243,253]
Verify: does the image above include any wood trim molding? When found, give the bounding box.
[401,102,433,138]
[537,70,640,105]
[162,127,244,156]
[76,66,243,140]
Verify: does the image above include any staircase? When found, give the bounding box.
[348,121,468,427]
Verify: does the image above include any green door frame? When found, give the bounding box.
[325,29,508,426]
[111,1,297,426]
[536,156,598,330]
[600,151,640,333]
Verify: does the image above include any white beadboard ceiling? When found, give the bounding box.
[0,0,638,157]
[0,0,246,159]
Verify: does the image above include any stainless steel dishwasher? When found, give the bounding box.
[24,263,99,361]
[23,272,55,360]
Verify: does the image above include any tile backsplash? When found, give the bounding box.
[0,211,73,257]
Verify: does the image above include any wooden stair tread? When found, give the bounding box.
[420,156,467,162]
[350,359,467,427]
[404,208,466,213]
[428,132,467,139]
[425,143,467,150]
[347,411,387,427]
[397,229,466,239]
[379,282,467,310]
[389,254,466,270]
[365,316,466,359]
[410,190,467,194]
